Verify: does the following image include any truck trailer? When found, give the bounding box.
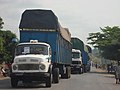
[10,9,72,87]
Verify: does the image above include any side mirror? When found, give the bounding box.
[46,57,50,62]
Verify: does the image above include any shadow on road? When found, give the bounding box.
[89,71,108,74]
[89,67,108,74]
[0,79,51,89]
[104,75,115,78]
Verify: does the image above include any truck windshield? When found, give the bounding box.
[72,52,80,59]
[15,44,48,55]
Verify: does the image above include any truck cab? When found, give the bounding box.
[10,40,52,87]
[71,49,83,74]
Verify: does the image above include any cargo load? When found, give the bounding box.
[19,9,59,30]
[60,28,71,42]
[19,9,71,42]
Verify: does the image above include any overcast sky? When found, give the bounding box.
[0,0,120,46]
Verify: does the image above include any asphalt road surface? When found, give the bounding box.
[0,67,120,90]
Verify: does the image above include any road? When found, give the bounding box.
[0,67,120,90]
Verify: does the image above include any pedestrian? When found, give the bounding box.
[95,63,97,69]
[115,61,120,84]
[0,67,7,77]
[110,63,114,73]
[107,64,110,73]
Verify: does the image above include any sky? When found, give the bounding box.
[0,0,120,47]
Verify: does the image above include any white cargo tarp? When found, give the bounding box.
[60,27,71,42]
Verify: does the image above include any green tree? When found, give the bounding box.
[0,17,4,62]
[0,36,4,62]
[0,30,17,63]
[87,26,120,62]
[0,17,18,63]
[0,17,4,30]
[0,37,4,52]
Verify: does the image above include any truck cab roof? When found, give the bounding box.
[17,41,50,47]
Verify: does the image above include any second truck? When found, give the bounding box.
[71,37,91,73]
[71,49,83,74]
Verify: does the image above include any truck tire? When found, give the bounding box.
[83,65,87,73]
[53,68,59,83]
[69,67,71,78]
[81,67,83,74]
[66,66,71,79]
[61,73,66,79]
[61,66,71,79]
[46,73,52,87]
[11,77,18,88]
[79,67,81,74]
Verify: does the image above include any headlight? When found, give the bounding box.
[39,64,45,70]
[19,59,26,62]
[13,64,18,70]
[30,59,38,62]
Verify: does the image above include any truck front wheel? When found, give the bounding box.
[53,68,59,83]
[46,73,52,87]
[11,77,18,88]
[79,67,82,74]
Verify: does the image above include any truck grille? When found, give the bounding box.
[72,61,81,64]
[18,64,39,70]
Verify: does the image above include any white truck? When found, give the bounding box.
[71,49,83,74]
[10,40,52,87]
[10,9,72,88]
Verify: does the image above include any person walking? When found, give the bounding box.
[115,61,120,84]
[95,63,98,69]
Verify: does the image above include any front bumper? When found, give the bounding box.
[10,72,50,81]
[71,65,81,71]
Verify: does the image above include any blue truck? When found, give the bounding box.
[71,37,91,73]
[10,9,72,87]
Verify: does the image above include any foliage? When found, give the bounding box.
[0,17,4,30]
[0,30,18,63]
[0,17,18,63]
[87,26,120,61]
